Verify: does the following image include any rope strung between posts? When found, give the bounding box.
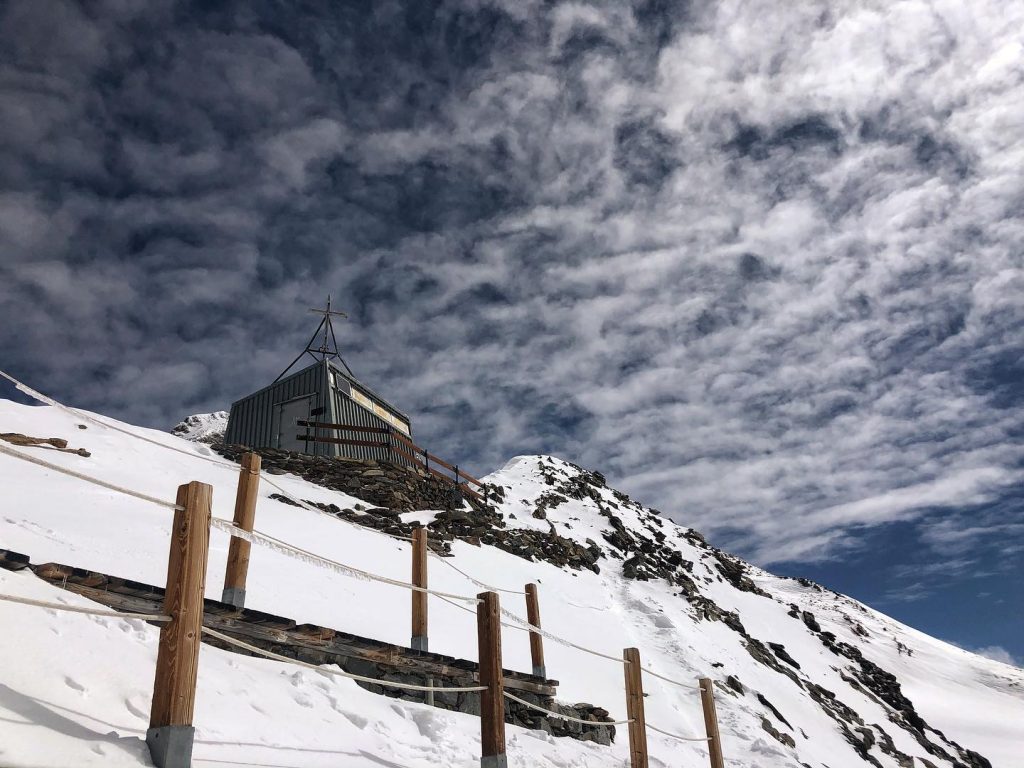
[0,370,419,548]
[202,626,487,693]
[640,665,705,691]
[498,607,630,664]
[645,721,713,742]
[502,691,633,726]
[210,518,481,603]
[0,369,240,471]
[1,369,721,691]
[430,553,527,595]
[0,592,171,622]
[0,443,183,511]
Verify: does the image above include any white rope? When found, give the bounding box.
[641,666,704,691]
[202,626,487,693]
[498,607,629,664]
[431,554,527,595]
[502,691,632,726]
[0,369,240,470]
[645,722,713,742]
[210,518,481,603]
[0,442,182,511]
[0,592,171,622]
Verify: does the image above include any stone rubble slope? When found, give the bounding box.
[475,455,1022,768]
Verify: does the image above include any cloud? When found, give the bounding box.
[0,0,1022,576]
[969,646,1020,668]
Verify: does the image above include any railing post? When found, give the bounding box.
[223,451,261,608]
[524,583,546,678]
[148,481,212,768]
[411,527,429,652]
[477,591,506,768]
[700,677,725,768]
[623,647,649,768]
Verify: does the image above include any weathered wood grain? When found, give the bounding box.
[150,481,212,728]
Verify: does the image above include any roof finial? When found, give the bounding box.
[274,295,353,382]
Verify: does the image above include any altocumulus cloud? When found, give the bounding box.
[1,0,1023,571]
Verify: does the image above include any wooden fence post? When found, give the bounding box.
[700,677,725,768]
[222,451,261,608]
[148,481,212,768]
[477,591,506,768]
[411,527,429,652]
[524,583,546,678]
[623,647,649,768]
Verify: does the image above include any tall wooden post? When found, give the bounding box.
[700,677,725,768]
[222,451,261,608]
[411,527,429,652]
[524,583,546,678]
[148,481,212,768]
[623,647,649,768]
[477,591,506,768]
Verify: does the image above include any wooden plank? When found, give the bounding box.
[388,429,420,450]
[150,481,212,729]
[30,567,558,695]
[525,583,546,678]
[390,440,424,467]
[700,677,725,768]
[223,452,260,607]
[296,421,391,435]
[623,647,649,768]
[477,591,506,763]
[297,435,389,449]
[411,528,428,650]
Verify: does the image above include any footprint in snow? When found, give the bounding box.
[340,710,369,729]
[124,695,148,720]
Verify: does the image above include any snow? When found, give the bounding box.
[170,412,228,444]
[1,399,1022,767]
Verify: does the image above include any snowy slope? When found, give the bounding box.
[0,399,1021,768]
[170,412,228,444]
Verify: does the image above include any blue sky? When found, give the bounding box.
[1,0,1021,664]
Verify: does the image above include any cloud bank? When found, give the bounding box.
[1,0,1022,573]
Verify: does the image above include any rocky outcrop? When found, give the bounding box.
[215,445,606,573]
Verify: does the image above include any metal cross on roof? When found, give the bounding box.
[274,295,355,382]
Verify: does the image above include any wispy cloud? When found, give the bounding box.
[0,0,1022,574]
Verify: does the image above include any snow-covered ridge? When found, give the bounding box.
[0,399,1022,767]
[171,411,228,443]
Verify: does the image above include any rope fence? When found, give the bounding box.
[502,691,634,726]
[209,517,481,603]
[0,442,182,511]
[646,722,714,742]
[0,592,171,622]
[1,368,728,768]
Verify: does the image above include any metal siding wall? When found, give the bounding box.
[330,386,404,464]
[224,360,413,465]
[224,362,325,450]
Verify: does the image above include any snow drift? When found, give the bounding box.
[0,399,1021,768]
